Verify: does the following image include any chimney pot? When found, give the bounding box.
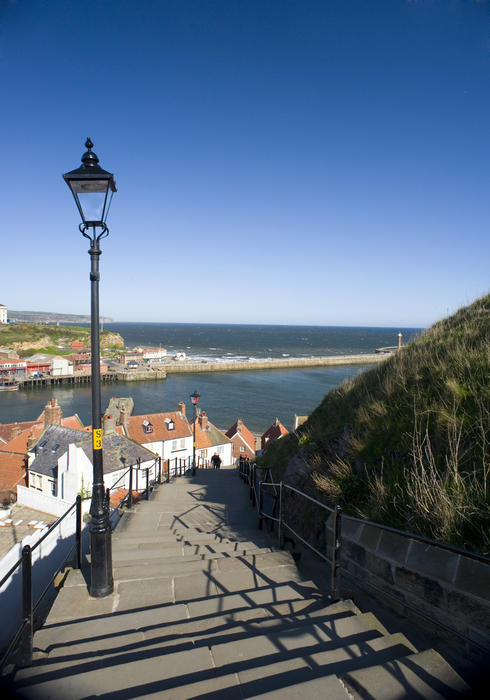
[178,401,186,416]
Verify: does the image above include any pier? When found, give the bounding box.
[20,372,120,388]
[164,353,386,374]
[15,354,386,390]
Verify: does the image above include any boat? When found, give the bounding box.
[0,380,19,391]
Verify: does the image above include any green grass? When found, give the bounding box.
[259,294,490,554]
[0,323,123,355]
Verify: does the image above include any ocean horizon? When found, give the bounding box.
[0,323,422,432]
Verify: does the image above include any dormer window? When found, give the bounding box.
[39,440,47,449]
[142,419,153,434]
[165,418,175,431]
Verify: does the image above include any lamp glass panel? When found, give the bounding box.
[76,191,108,223]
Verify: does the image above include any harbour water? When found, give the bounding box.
[0,323,421,432]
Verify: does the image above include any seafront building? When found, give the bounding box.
[0,303,7,324]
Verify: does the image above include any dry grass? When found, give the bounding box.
[262,294,490,554]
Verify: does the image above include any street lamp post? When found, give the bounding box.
[63,138,117,597]
[190,390,200,475]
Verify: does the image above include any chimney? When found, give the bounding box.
[119,405,127,425]
[26,431,37,451]
[237,418,243,432]
[44,398,62,427]
[398,332,403,350]
[199,412,209,430]
[103,413,116,435]
[178,401,185,416]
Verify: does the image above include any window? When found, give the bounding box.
[52,443,60,453]
[171,440,177,450]
[240,446,245,453]
[165,418,175,431]
[142,420,153,434]
[48,479,56,496]
[217,446,224,455]
[180,439,185,449]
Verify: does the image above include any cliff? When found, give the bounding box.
[0,324,124,355]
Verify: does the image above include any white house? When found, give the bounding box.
[123,403,193,474]
[51,356,74,376]
[20,425,157,513]
[0,304,7,324]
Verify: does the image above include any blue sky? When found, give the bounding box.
[1,0,489,327]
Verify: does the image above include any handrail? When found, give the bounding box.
[258,480,489,564]
[30,499,78,554]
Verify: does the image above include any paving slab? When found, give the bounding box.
[342,648,471,699]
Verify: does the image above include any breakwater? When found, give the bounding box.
[164,353,385,374]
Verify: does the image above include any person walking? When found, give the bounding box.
[211,453,221,469]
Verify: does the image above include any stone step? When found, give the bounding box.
[341,648,471,699]
[112,541,272,560]
[112,557,301,588]
[21,610,401,699]
[113,549,296,577]
[221,633,417,699]
[112,546,274,567]
[249,674,350,699]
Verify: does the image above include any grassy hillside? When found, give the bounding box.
[260,295,490,554]
[0,323,124,356]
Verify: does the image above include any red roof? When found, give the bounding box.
[261,419,289,451]
[0,452,26,492]
[226,419,256,453]
[124,411,192,444]
[0,415,85,455]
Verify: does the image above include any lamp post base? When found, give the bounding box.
[89,527,114,597]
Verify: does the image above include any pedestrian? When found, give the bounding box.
[211,453,221,469]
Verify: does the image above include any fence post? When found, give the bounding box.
[166,459,170,483]
[278,482,284,549]
[105,488,110,515]
[249,464,255,503]
[127,465,133,509]
[258,482,263,530]
[146,468,150,500]
[18,545,33,668]
[76,495,82,570]
[158,457,162,484]
[330,505,342,601]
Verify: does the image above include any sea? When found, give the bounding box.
[0,323,421,433]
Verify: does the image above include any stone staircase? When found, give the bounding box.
[12,468,470,698]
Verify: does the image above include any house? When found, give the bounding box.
[51,356,74,376]
[193,410,233,467]
[0,304,7,324]
[261,418,289,452]
[0,452,27,505]
[225,418,256,462]
[0,359,27,381]
[25,425,157,505]
[133,346,167,364]
[122,402,193,473]
[0,399,85,457]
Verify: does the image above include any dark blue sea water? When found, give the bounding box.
[0,323,421,432]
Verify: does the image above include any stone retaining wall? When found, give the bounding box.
[327,514,490,661]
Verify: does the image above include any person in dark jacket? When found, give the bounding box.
[211,453,221,469]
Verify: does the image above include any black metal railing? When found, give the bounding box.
[0,495,86,671]
[240,468,490,650]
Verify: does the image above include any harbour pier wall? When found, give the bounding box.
[164,353,385,374]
